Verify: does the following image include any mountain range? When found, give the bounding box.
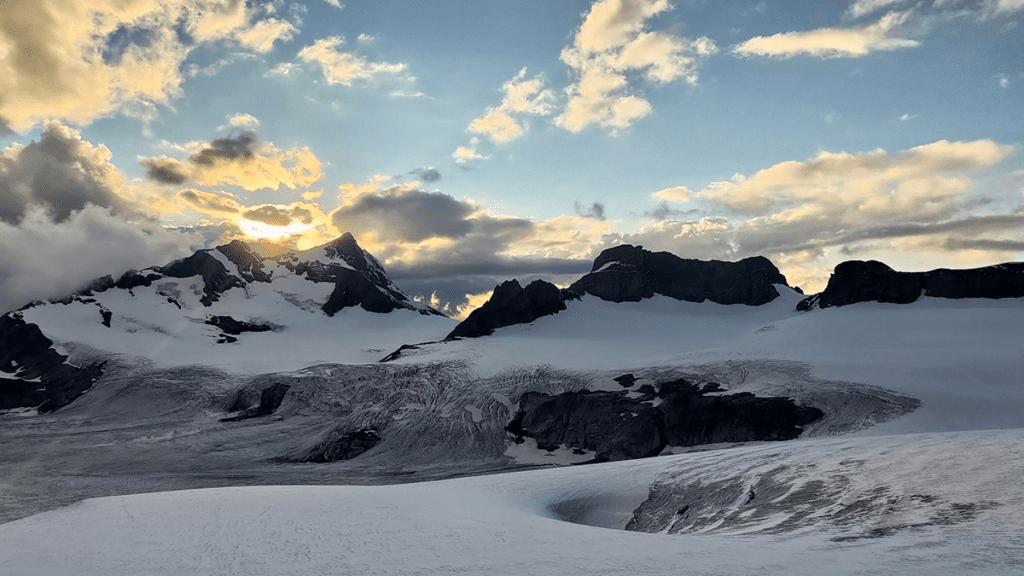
[2,233,1023,575]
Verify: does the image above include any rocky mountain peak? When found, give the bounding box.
[570,244,788,306]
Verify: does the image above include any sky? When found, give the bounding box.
[0,0,1022,318]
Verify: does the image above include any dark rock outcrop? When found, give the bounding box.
[205,315,273,336]
[798,260,1024,310]
[115,269,162,290]
[221,383,290,421]
[159,251,244,306]
[0,313,105,413]
[569,245,788,305]
[506,377,822,462]
[446,279,568,339]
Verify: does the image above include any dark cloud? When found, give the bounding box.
[243,205,294,227]
[643,201,701,220]
[574,200,606,221]
[943,238,1024,252]
[139,157,188,185]
[0,122,135,224]
[188,132,258,166]
[739,214,1024,255]
[241,204,315,227]
[410,166,441,182]
[178,190,240,214]
[332,186,475,242]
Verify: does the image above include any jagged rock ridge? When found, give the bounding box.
[568,244,788,305]
[444,244,790,339]
[798,260,1024,310]
[446,279,570,339]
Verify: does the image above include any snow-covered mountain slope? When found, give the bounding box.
[2,246,1023,575]
[0,234,454,399]
[2,428,1022,575]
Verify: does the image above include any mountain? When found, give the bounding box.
[2,242,1024,574]
[444,244,791,340]
[797,259,1024,310]
[567,244,789,305]
[0,233,453,412]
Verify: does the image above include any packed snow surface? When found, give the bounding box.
[2,430,1023,575]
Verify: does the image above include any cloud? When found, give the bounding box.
[0,204,199,314]
[466,68,555,146]
[0,123,200,312]
[410,167,441,182]
[140,156,190,185]
[554,0,717,132]
[699,140,1014,216]
[139,131,325,191]
[234,18,297,53]
[243,204,314,227]
[297,36,406,85]
[733,11,920,58]
[326,183,608,303]
[469,110,525,145]
[749,0,1024,62]
[227,113,260,128]
[266,62,302,78]
[997,74,1010,89]
[333,184,476,243]
[189,132,258,165]
[652,185,693,202]
[574,201,607,220]
[323,0,344,8]
[453,144,488,167]
[0,0,309,134]
[0,122,137,224]
[846,0,909,20]
[178,189,242,214]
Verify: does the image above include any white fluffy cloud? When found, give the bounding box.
[466,68,555,146]
[554,0,717,132]
[297,36,406,86]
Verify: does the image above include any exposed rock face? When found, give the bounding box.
[446,279,568,339]
[279,233,444,317]
[506,376,823,462]
[0,313,105,413]
[569,245,788,305]
[217,240,271,283]
[159,251,245,306]
[205,315,273,343]
[798,260,1024,310]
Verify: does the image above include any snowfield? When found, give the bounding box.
[2,285,1024,575]
[2,430,1023,575]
